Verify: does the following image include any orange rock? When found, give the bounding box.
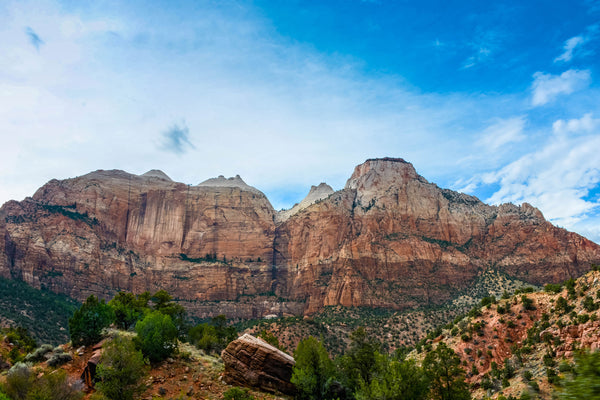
[1,159,599,319]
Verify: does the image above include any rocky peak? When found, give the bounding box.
[276,182,334,224]
[345,158,426,193]
[140,169,172,181]
[197,175,263,196]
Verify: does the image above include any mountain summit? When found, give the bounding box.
[1,158,598,319]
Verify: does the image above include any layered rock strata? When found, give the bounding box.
[221,334,295,395]
[1,158,599,318]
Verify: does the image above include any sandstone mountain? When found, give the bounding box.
[1,158,599,319]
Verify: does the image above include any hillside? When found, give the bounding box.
[409,266,600,399]
[0,277,79,345]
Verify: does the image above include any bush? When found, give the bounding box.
[135,310,178,363]
[292,337,335,400]
[47,349,73,367]
[25,344,54,362]
[544,283,562,294]
[188,315,237,354]
[423,343,470,400]
[4,362,82,400]
[27,369,83,400]
[69,295,114,347]
[4,362,34,400]
[559,350,600,399]
[357,354,429,400]
[108,292,151,330]
[521,295,535,311]
[96,335,147,400]
[222,387,255,400]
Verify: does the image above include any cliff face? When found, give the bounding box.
[1,159,599,319]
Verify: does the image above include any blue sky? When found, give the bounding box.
[1,0,599,242]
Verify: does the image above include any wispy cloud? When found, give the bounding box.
[531,69,591,106]
[25,26,44,50]
[160,123,195,155]
[478,116,526,151]
[461,29,502,69]
[554,36,586,63]
[471,113,600,238]
[554,24,598,63]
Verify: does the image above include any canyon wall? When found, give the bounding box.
[1,158,599,318]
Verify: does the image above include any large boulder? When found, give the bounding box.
[221,334,295,395]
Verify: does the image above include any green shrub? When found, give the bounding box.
[69,295,114,347]
[135,310,178,362]
[292,336,335,400]
[423,342,470,400]
[4,363,82,400]
[27,369,83,400]
[25,344,54,362]
[188,315,237,354]
[521,295,535,311]
[222,387,255,400]
[96,335,147,400]
[47,349,73,367]
[108,292,151,330]
[544,283,562,294]
[4,362,34,400]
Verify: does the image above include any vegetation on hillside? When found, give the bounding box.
[0,277,79,345]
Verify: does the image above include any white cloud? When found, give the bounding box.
[553,113,599,135]
[478,116,526,151]
[475,115,600,242]
[554,36,586,62]
[531,69,591,106]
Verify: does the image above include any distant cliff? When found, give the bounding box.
[1,158,599,319]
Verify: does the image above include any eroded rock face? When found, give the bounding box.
[1,159,599,319]
[221,334,295,395]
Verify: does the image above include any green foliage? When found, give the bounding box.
[583,296,599,312]
[24,344,54,362]
[480,296,496,308]
[96,335,147,400]
[423,342,470,400]
[27,369,83,400]
[544,283,563,294]
[3,327,37,363]
[135,310,178,362]
[108,291,151,330]
[292,336,336,400]
[188,315,237,354]
[151,290,187,336]
[357,353,429,400]
[258,330,281,349]
[222,387,256,400]
[338,327,380,391]
[69,295,114,347]
[0,277,79,345]
[4,362,82,400]
[520,295,535,311]
[46,348,73,367]
[4,363,34,400]
[555,296,573,315]
[559,350,600,399]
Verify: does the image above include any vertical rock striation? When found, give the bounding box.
[1,159,599,319]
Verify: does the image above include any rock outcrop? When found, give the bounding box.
[221,334,295,395]
[276,182,334,223]
[1,159,599,318]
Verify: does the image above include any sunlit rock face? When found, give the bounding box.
[1,160,599,319]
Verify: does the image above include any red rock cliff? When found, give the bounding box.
[1,159,599,318]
